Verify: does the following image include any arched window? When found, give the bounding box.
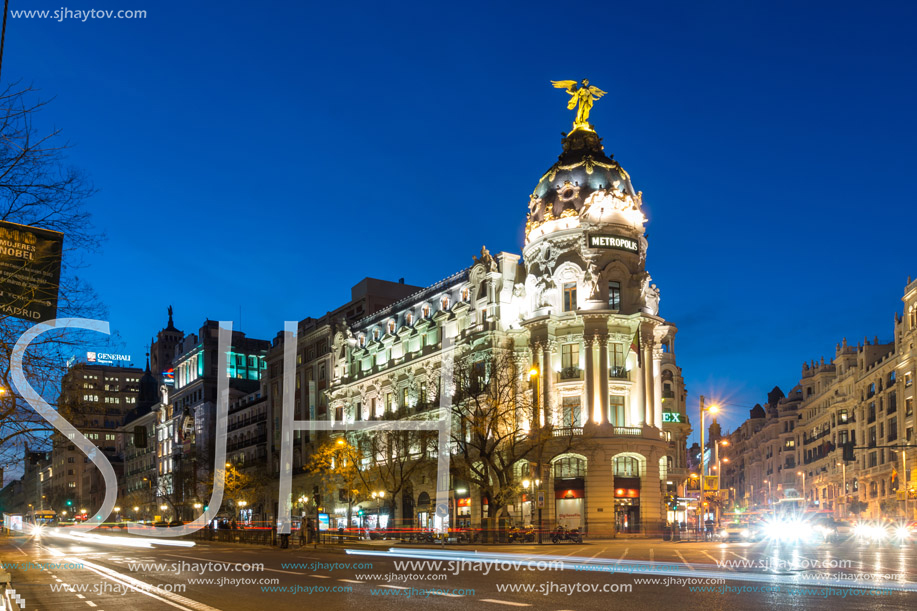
[387,320,396,334]
[440,296,450,310]
[614,456,640,477]
[406,312,413,326]
[358,335,366,347]
[553,456,586,479]
[422,304,431,318]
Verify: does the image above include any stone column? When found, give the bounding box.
[640,452,664,536]
[653,349,663,429]
[643,337,655,428]
[583,336,594,427]
[543,340,555,427]
[531,341,542,428]
[597,335,609,425]
[585,449,616,537]
[629,340,644,427]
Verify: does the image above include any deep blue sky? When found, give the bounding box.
[6,0,916,443]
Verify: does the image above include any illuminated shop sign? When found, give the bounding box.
[662,412,682,423]
[587,233,639,253]
[87,351,132,365]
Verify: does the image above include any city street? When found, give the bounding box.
[2,532,916,610]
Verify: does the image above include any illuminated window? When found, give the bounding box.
[562,396,581,428]
[373,329,380,341]
[608,395,625,426]
[614,456,640,477]
[563,282,576,312]
[406,312,413,326]
[422,304,430,318]
[608,281,621,310]
[358,335,365,347]
[461,287,470,301]
[440,296,450,310]
[561,343,579,370]
[387,320,396,334]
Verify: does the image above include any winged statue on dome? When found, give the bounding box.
[551,79,606,128]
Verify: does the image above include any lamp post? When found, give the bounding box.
[836,462,847,518]
[797,471,806,506]
[699,399,720,477]
[371,491,385,531]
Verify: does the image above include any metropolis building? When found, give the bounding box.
[324,92,690,537]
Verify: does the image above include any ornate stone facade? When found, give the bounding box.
[324,123,689,537]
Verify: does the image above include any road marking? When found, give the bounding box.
[337,579,361,584]
[701,551,733,570]
[379,585,410,590]
[674,550,695,571]
[649,549,654,564]
[481,600,530,607]
[730,551,750,562]
[590,547,607,559]
[616,548,629,565]
[55,579,62,582]
[76,594,85,599]
[309,574,330,579]
[85,603,97,608]
[62,555,221,611]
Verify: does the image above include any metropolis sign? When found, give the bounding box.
[587,233,639,253]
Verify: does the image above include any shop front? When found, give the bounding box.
[553,455,587,529]
[614,480,640,533]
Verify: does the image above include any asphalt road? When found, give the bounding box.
[2,531,916,610]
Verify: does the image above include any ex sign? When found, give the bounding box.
[0,220,63,322]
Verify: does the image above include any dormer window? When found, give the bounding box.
[441,296,450,310]
[406,312,414,326]
[422,304,430,318]
[358,335,366,348]
[461,287,470,301]
[373,329,380,341]
[387,320,396,334]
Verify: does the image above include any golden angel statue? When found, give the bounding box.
[552,79,606,128]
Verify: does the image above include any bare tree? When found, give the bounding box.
[449,344,570,520]
[0,83,103,469]
[358,426,437,529]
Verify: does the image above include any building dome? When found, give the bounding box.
[529,127,636,221]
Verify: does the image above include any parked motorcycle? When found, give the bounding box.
[508,525,535,543]
[551,525,583,544]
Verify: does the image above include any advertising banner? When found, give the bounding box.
[0,220,63,322]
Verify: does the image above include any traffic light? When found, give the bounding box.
[842,442,855,462]
[66,500,73,507]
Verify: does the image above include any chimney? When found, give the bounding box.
[398,278,405,284]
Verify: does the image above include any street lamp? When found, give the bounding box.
[371,491,385,531]
[836,462,847,518]
[699,397,720,477]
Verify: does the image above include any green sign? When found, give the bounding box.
[662,411,682,423]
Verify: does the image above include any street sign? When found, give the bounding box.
[703,475,719,491]
[536,491,545,508]
[0,220,63,322]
